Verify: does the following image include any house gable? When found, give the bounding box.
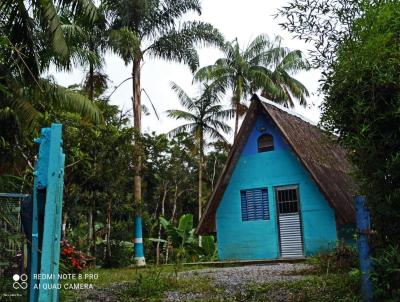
[241,115,289,156]
[215,112,337,260]
[197,95,356,235]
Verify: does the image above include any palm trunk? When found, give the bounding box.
[233,87,242,139]
[198,134,204,247]
[234,104,240,139]
[132,55,146,266]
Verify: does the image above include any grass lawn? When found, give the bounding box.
[237,273,361,302]
[60,264,211,301]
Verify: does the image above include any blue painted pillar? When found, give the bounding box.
[29,124,65,302]
[134,215,146,266]
[355,195,373,302]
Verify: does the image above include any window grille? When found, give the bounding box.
[277,187,299,214]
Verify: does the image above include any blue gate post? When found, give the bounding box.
[355,195,373,302]
[29,123,65,302]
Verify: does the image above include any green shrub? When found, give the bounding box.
[102,240,134,268]
[308,245,359,274]
[372,245,400,301]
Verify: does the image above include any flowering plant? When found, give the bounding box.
[60,240,88,272]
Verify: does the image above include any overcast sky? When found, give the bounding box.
[51,0,322,143]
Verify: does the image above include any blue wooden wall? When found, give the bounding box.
[216,114,337,260]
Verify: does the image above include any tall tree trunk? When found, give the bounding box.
[86,62,95,256]
[92,198,97,263]
[156,182,168,265]
[233,87,242,139]
[198,134,204,247]
[106,198,112,259]
[87,205,93,255]
[211,155,217,191]
[132,55,146,266]
[171,183,178,223]
[234,103,240,139]
[88,63,94,101]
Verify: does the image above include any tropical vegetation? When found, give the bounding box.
[1,0,399,300]
[103,0,224,264]
[279,0,400,300]
[194,34,310,137]
[167,82,232,245]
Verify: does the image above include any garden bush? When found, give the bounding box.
[372,244,400,301]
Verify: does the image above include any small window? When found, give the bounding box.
[240,188,270,221]
[258,134,274,152]
[277,186,299,214]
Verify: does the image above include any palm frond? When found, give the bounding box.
[193,65,215,82]
[203,125,229,143]
[207,108,235,120]
[39,80,103,123]
[167,123,197,138]
[7,98,40,128]
[166,109,196,122]
[170,82,196,110]
[277,50,311,74]
[143,0,202,37]
[108,28,140,64]
[57,0,98,23]
[280,73,310,106]
[147,21,223,72]
[243,34,269,61]
[38,0,69,60]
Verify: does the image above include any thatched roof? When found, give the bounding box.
[197,94,357,235]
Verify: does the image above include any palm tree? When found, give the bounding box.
[0,0,102,130]
[167,82,232,246]
[0,0,97,72]
[59,6,110,257]
[260,48,310,108]
[194,34,310,138]
[103,0,224,265]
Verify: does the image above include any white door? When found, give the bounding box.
[276,186,304,258]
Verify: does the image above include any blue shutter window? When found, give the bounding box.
[241,188,270,221]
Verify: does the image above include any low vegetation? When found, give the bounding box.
[60,246,362,301]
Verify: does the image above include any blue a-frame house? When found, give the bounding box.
[197,95,356,260]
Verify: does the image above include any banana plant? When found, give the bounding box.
[150,214,217,262]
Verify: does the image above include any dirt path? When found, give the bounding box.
[165,263,311,301]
